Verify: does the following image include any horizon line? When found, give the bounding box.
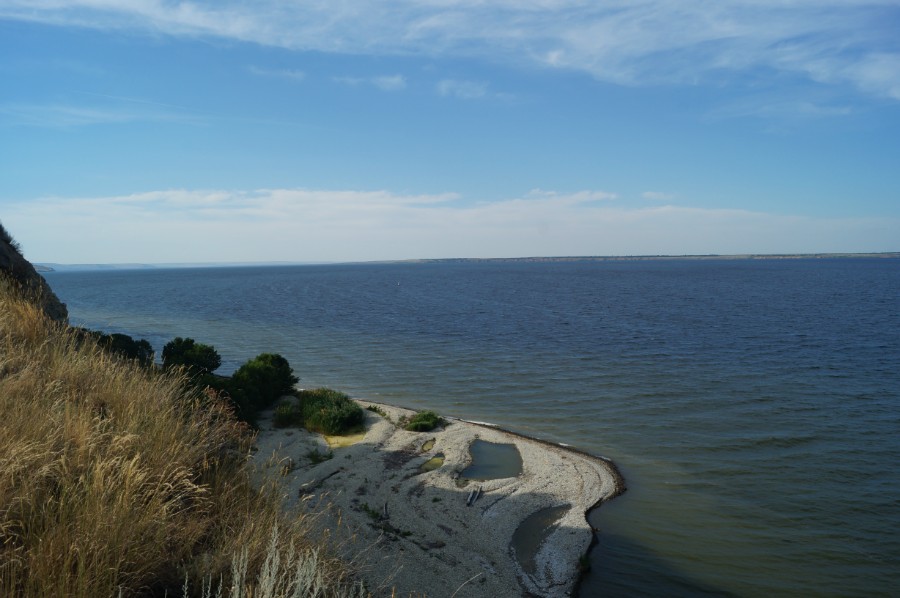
[36,251,900,271]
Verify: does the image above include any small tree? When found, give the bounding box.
[162,337,221,374]
[215,376,261,426]
[76,328,155,368]
[231,353,298,410]
[101,333,154,367]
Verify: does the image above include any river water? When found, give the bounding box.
[45,258,900,596]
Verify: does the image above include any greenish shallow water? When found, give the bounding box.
[420,454,444,472]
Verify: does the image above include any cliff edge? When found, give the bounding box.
[0,223,68,323]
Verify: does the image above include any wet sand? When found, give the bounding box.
[253,400,624,597]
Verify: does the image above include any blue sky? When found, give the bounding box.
[1,1,899,263]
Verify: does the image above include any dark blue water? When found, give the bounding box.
[44,259,900,596]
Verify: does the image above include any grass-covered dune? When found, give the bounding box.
[0,282,362,597]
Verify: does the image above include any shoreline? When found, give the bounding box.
[253,399,625,597]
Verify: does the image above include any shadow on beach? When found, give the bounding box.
[254,405,625,597]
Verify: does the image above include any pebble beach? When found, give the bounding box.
[253,400,624,597]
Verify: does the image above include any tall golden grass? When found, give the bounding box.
[0,282,361,597]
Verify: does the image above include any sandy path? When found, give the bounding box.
[253,400,624,598]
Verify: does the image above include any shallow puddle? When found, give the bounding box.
[323,430,367,448]
[460,440,523,480]
[421,439,435,452]
[511,504,571,575]
[420,453,444,472]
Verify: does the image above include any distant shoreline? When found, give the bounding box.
[35,252,900,271]
[405,252,900,264]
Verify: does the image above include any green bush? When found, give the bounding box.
[76,328,154,367]
[298,388,364,435]
[198,353,298,428]
[232,353,298,410]
[162,337,222,374]
[272,399,302,428]
[404,410,443,432]
[206,375,261,427]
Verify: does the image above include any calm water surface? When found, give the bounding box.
[45,259,900,597]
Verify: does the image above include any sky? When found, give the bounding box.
[1,1,899,264]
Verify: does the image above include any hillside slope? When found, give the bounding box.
[0,223,67,322]
[0,277,361,596]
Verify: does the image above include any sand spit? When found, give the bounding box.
[253,400,624,597]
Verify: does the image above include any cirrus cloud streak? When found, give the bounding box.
[1,1,899,100]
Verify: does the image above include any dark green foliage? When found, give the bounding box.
[231,353,298,410]
[207,375,260,427]
[403,410,444,432]
[366,404,387,418]
[199,353,298,427]
[0,221,22,254]
[76,328,154,367]
[297,388,364,435]
[162,337,221,374]
[272,399,302,428]
[305,448,333,464]
[99,333,154,367]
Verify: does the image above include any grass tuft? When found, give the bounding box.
[403,410,444,432]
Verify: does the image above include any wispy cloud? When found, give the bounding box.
[372,75,407,91]
[334,74,407,91]
[525,189,618,203]
[708,91,856,122]
[248,66,306,81]
[1,1,898,102]
[6,187,897,263]
[642,191,675,201]
[436,79,488,100]
[0,100,199,128]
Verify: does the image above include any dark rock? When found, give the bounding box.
[0,226,68,323]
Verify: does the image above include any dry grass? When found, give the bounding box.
[0,283,360,597]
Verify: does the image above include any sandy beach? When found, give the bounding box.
[253,400,624,597]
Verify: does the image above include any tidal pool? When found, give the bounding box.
[460,440,523,480]
[511,505,572,575]
[420,453,444,472]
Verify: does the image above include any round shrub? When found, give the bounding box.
[404,410,443,432]
[162,337,222,374]
[298,388,364,435]
[272,399,302,428]
[231,353,298,410]
[78,328,154,367]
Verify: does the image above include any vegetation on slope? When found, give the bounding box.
[274,389,365,436]
[0,283,362,597]
[75,328,155,368]
[0,220,68,322]
[401,410,445,433]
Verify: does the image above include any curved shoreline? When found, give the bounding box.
[253,399,625,597]
[355,398,628,502]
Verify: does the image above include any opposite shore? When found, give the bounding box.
[35,251,900,272]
